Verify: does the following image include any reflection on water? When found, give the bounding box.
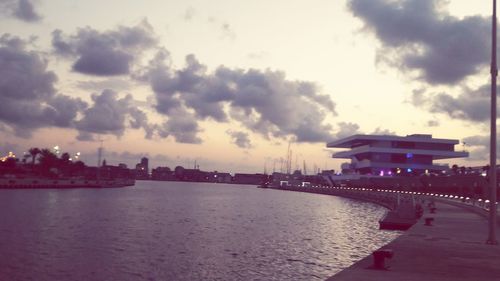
[0,181,401,280]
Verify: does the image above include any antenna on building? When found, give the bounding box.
[303,160,307,175]
[97,136,104,182]
[97,137,103,168]
[295,153,299,172]
[285,141,291,174]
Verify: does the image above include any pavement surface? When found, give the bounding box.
[327,200,500,281]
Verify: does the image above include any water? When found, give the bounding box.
[0,181,401,280]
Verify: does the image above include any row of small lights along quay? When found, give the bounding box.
[323,186,499,207]
[287,185,499,208]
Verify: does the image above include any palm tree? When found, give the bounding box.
[60,152,70,163]
[59,152,71,176]
[38,149,58,177]
[28,147,41,166]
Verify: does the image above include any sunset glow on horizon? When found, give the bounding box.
[0,0,495,172]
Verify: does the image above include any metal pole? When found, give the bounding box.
[487,0,498,245]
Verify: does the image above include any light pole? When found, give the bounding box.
[487,0,498,245]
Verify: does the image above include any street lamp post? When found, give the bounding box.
[487,0,498,245]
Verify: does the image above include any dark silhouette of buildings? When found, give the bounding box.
[151,166,174,181]
[135,157,149,180]
[233,173,268,185]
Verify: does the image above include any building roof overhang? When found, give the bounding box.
[331,146,469,160]
[327,134,459,148]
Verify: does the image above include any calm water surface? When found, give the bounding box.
[0,181,401,280]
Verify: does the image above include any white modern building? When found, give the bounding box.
[327,134,468,176]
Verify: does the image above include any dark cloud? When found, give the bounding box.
[135,49,182,114]
[227,130,252,148]
[129,107,155,139]
[51,29,73,56]
[76,131,95,142]
[157,108,202,144]
[462,135,500,162]
[463,135,488,148]
[76,90,130,136]
[76,89,153,139]
[0,0,41,22]
[333,122,360,139]
[0,34,55,100]
[348,0,490,84]
[73,49,132,76]
[140,52,336,143]
[221,66,335,142]
[14,0,40,22]
[76,78,133,92]
[46,95,87,127]
[0,34,86,135]
[411,85,493,122]
[52,20,157,76]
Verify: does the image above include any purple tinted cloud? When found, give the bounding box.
[0,0,41,22]
[52,20,157,76]
[0,34,86,135]
[76,89,153,140]
[348,0,489,85]
[227,130,252,148]
[410,85,495,122]
[140,51,336,143]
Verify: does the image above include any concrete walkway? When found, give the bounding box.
[327,200,500,281]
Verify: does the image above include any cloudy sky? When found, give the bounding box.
[0,0,496,172]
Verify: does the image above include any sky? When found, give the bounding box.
[0,0,497,173]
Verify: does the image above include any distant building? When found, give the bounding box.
[271,171,326,187]
[99,164,135,180]
[173,166,209,182]
[207,172,232,183]
[151,166,174,181]
[327,134,468,176]
[135,157,149,180]
[233,173,268,185]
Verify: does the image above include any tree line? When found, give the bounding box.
[0,148,87,178]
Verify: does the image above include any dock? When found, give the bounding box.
[327,200,500,281]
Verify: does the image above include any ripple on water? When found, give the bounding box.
[0,182,401,281]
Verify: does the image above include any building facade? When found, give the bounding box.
[135,157,149,179]
[327,134,468,176]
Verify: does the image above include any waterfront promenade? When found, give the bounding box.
[327,200,500,281]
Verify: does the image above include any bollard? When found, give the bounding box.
[425,217,434,226]
[372,249,394,270]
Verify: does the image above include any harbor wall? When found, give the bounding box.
[270,185,401,210]
[0,177,135,188]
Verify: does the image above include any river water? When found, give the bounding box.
[0,181,401,280]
